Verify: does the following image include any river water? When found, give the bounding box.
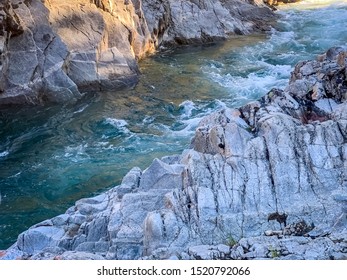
[0,0,346,249]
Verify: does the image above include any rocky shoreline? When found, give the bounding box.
[0,0,277,105]
[1,46,346,260]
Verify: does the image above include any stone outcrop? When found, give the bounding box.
[2,46,347,260]
[142,0,275,47]
[0,0,155,104]
[0,0,276,105]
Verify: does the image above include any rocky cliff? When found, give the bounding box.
[2,46,346,260]
[0,0,276,105]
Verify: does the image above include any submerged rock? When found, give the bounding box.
[1,47,347,260]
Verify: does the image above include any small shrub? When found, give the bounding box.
[225,235,237,247]
[269,246,281,258]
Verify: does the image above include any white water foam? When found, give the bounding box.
[104,118,130,134]
[179,100,196,119]
[73,104,89,115]
[0,151,9,158]
[207,64,290,106]
[64,144,90,162]
[169,99,229,137]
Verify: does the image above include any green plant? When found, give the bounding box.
[269,246,281,258]
[225,234,237,247]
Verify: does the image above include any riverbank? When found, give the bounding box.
[2,45,346,260]
[0,0,276,105]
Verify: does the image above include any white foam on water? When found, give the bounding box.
[63,144,90,162]
[73,104,89,115]
[0,151,9,158]
[207,65,290,105]
[104,118,130,134]
[179,100,196,119]
[6,171,22,179]
[169,117,202,137]
[169,99,229,137]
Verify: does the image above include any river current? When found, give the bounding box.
[0,0,346,249]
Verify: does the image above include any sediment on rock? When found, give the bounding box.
[1,46,346,260]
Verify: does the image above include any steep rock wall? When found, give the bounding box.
[0,0,276,105]
[0,0,155,104]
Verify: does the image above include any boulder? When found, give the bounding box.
[17,226,65,255]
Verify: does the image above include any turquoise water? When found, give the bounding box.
[0,1,347,249]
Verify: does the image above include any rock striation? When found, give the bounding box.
[0,0,154,104]
[0,0,276,105]
[1,46,347,260]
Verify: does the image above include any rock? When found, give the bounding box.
[139,158,185,190]
[0,0,277,105]
[315,98,339,114]
[264,0,300,8]
[329,252,347,260]
[0,0,82,104]
[51,214,70,226]
[17,226,65,255]
[143,0,276,46]
[191,108,252,156]
[188,244,231,260]
[287,46,347,102]
[59,251,105,260]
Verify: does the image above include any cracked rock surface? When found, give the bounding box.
[0,0,276,105]
[1,46,347,260]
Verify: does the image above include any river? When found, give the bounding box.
[0,0,346,249]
